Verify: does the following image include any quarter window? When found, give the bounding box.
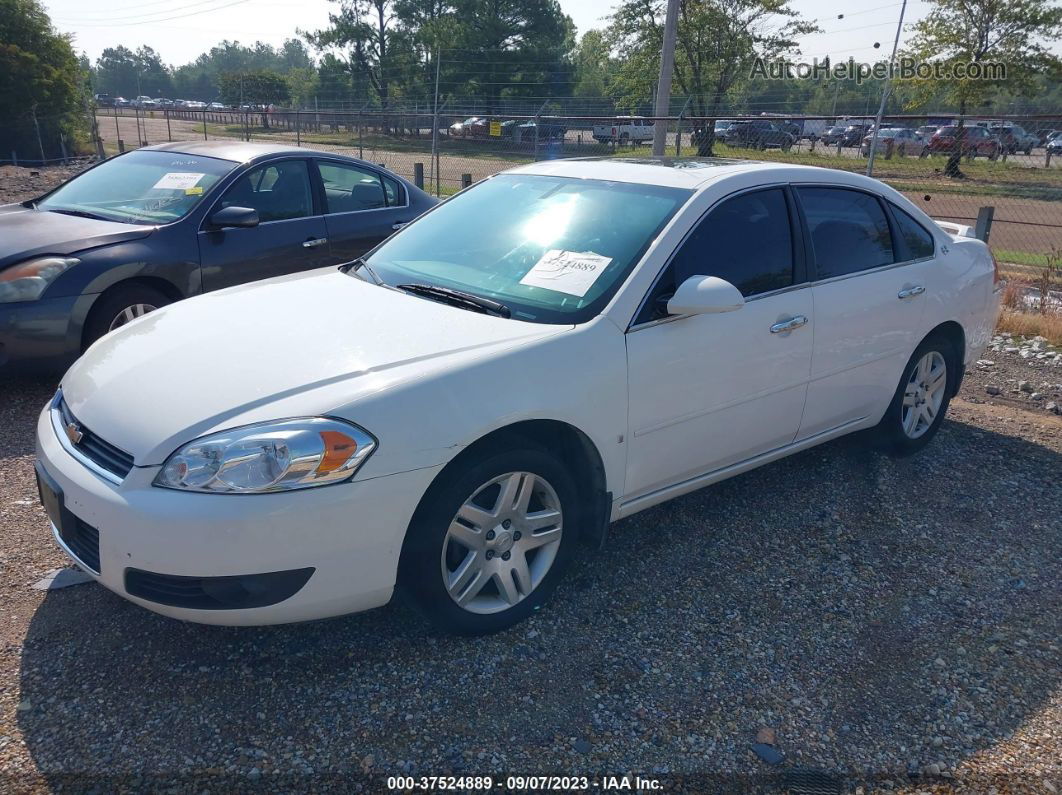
[220,160,313,223]
[891,205,935,260]
[797,187,894,278]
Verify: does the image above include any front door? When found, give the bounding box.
[625,187,814,499]
[316,160,415,262]
[199,158,333,291]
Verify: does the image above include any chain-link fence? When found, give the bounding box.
[75,106,1062,269]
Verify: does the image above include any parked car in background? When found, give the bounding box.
[0,142,436,373]
[93,94,116,108]
[449,117,487,137]
[1047,135,1062,155]
[927,125,1000,159]
[207,102,227,110]
[133,96,158,109]
[592,117,655,145]
[34,157,1000,634]
[719,120,795,150]
[514,119,566,142]
[860,128,922,156]
[988,124,1036,154]
[841,124,871,146]
[820,125,847,145]
[115,97,131,107]
[915,125,940,142]
[155,98,174,108]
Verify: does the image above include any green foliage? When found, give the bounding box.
[0,0,87,160]
[900,0,1062,115]
[218,71,291,106]
[95,45,172,98]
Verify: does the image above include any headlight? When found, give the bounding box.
[153,418,377,493]
[0,257,78,303]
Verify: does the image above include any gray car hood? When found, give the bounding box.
[0,204,154,270]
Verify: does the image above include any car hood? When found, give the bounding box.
[61,269,565,465]
[0,204,154,270]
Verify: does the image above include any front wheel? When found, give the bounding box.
[83,283,171,350]
[401,446,580,634]
[872,337,956,456]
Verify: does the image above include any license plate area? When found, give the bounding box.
[34,461,101,574]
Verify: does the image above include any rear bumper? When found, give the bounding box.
[0,293,95,373]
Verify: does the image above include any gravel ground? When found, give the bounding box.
[1,167,1060,793]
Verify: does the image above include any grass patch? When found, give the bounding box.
[995,309,1062,346]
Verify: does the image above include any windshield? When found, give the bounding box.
[361,174,690,324]
[36,150,237,224]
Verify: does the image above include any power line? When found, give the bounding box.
[56,0,252,27]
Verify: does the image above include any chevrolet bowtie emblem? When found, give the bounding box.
[65,421,83,445]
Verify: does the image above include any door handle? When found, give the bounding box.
[770,315,809,334]
[302,237,328,248]
[898,285,926,299]
[391,222,410,230]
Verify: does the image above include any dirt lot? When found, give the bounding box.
[1,168,1060,793]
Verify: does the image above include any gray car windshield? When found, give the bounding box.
[36,150,236,224]
[362,174,690,324]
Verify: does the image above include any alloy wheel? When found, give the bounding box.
[440,471,563,615]
[902,351,947,439]
[108,303,158,332]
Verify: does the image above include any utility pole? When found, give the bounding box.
[651,0,680,156]
[866,0,908,177]
[431,47,441,197]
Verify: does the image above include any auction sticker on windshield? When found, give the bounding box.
[519,249,613,297]
[152,172,205,191]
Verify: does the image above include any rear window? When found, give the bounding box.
[891,205,935,260]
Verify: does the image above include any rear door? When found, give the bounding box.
[315,159,415,262]
[198,158,331,291]
[795,186,936,439]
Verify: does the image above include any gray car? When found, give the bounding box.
[0,142,437,373]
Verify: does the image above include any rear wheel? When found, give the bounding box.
[401,446,580,634]
[83,283,171,350]
[872,336,957,456]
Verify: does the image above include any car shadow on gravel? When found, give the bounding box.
[16,418,1062,791]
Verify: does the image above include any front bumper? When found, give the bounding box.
[35,402,443,625]
[0,294,95,373]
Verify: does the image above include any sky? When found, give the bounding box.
[43,0,944,70]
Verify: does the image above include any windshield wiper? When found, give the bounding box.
[397,283,511,318]
[45,207,112,222]
[341,257,385,285]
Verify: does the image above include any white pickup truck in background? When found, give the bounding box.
[592,117,655,144]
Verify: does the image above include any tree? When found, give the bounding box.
[902,0,1062,176]
[606,0,816,153]
[572,30,610,99]
[0,0,87,160]
[307,0,404,108]
[218,70,291,116]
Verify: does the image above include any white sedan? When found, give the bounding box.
[35,158,1001,634]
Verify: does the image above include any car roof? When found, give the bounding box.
[506,156,892,191]
[141,141,314,163]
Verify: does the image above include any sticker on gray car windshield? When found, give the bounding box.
[152,172,205,191]
[519,249,613,297]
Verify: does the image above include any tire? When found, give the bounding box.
[872,335,958,457]
[83,283,171,350]
[400,445,582,634]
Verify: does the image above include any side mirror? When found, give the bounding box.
[209,205,259,229]
[666,275,745,316]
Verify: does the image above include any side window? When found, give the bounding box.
[318,161,387,213]
[637,188,794,323]
[891,205,935,260]
[797,187,894,279]
[672,188,794,297]
[220,160,312,223]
